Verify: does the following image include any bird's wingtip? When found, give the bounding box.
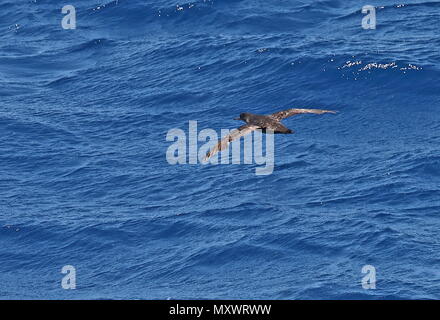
[201,154,210,163]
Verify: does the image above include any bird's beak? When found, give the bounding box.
[234,117,240,120]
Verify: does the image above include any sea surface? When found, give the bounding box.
[0,0,439,299]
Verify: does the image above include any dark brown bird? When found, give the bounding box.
[203,108,337,161]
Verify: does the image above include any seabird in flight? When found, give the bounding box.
[203,108,337,161]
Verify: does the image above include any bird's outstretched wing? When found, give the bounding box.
[203,125,259,162]
[270,108,337,121]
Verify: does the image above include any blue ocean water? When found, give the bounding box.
[0,0,439,299]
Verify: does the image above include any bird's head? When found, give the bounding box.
[234,112,252,122]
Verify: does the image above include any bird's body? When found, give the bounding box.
[236,113,293,134]
[203,108,337,161]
